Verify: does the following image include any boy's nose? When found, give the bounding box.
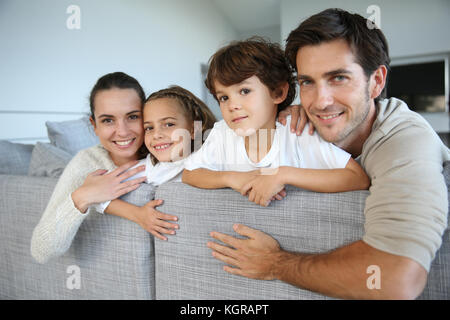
[227,99,242,112]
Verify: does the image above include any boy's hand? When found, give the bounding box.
[241,172,285,207]
[132,199,179,241]
[227,170,260,194]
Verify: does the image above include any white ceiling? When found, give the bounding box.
[211,0,281,33]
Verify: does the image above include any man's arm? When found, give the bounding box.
[208,224,427,299]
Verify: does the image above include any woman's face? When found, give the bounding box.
[143,98,193,162]
[90,88,144,166]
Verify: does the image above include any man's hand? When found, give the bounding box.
[277,104,314,136]
[208,224,281,280]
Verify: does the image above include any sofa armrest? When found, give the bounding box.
[0,174,156,299]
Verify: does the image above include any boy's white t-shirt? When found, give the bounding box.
[93,154,186,213]
[184,116,351,172]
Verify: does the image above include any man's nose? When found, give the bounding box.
[315,85,334,110]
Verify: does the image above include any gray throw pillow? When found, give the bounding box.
[28,142,73,178]
[0,140,34,175]
[46,116,99,156]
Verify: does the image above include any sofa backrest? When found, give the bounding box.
[154,162,450,299]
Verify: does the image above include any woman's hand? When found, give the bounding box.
[277,104,314,136]
[132,199,179,241]
[72,160,146,213]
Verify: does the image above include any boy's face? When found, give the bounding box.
[214,75,282,136]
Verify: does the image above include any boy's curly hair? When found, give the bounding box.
[205,37,296,113]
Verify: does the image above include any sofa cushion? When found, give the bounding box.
[28,142,73,178]
[46,116,99,156]
[0,140,34,175]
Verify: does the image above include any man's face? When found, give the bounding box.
[296,39,373,146]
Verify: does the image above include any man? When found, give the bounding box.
[206,8,449,299]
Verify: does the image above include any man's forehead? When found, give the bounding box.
[295,39,359,75]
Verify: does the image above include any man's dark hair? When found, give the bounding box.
[285,8,390,103]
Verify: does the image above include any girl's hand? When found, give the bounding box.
[133,199,179,241]
[241,173,285,207]
[72,160,146,213]
[277,104,314,136]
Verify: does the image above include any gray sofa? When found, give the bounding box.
[0,167,449,300]
[0,132,449,299]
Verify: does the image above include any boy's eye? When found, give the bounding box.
[240,88,250,95]
[218,95,228,103]
[144,126,153,131]
[164,122,175,127]
[129,114,140,120]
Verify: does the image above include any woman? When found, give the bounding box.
[30,72,175,264]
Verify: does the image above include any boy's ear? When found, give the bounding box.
[272,82,289,104]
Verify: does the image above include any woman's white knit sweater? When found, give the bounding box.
[30,144,116,264]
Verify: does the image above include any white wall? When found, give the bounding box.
[280,0,450,132]
[0,0,237,143]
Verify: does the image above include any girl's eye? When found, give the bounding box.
[101,118,113,124]
[129,114,140,120]
[164,122,175,128]
[240,88,250,95]
[144,126,153,131]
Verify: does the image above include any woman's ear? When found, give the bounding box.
[89,116,98,131]
[272,82,289,104]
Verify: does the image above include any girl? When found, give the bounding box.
[97,85,217,241]
[182,38,370,207]
[31,73,215,263]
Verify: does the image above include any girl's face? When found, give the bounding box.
[143,98,193,162]
[90,88,144,166]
